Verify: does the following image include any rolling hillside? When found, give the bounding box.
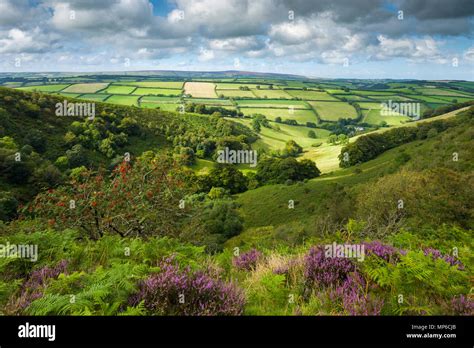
[232,106,473,244]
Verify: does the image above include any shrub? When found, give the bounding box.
[284,140,303,157]
[450,295,473,316]
[196,200,244,241]
[207,187,228,200]
[233,249,263,271]
[327,271,384,315]
[13,260,69,313]
[3,157,32,184]
[0,191,18,221]
[129,257,244,315]
[54,156,69,170]
[199,164,248,194]
[304,246,355,288]
[423,247,464,270]
[66,144,88,168]
[363,241,402,263]
[25,130,47,153]
[256,157,320,185]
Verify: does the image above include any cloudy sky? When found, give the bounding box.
[0,0,473,79]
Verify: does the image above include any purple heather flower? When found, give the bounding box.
[363,241,401,263]
[328,272,384,316]
[423,247,464,270]
[16,260,69,312]
[130,258,245,315]
[233,249,262,271]
[451,295,474,316]
[304,246,355,288]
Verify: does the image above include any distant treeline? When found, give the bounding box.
[183,103,244,118]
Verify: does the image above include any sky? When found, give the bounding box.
[0,0,473,80]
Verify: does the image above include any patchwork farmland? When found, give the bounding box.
[6,75,474,172]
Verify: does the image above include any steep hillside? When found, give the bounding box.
[0,87,255,211]
[232,107,473,246]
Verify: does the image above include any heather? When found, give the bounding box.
[327,272,385,316]
[0,220,470,316]
[129,257,244,315]
[233,249,263,271]
[450,295,474,316]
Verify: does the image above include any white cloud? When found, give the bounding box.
[209,37,263,51]
[171,0,275,38]
[269,20,313,45]
[50,0,153,33]
[463,46,474,61]
[198,47,215,61]
[370,35,447,63]
[320,51,349,65]
[0,28,55,54]
[0,0,471,74]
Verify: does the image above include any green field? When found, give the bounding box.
[3,82,24,87]
[141,96,181,103]
[309,101,358,121]
[251,89,292,99]
[185,98,233,106]
[339,94,373,101]
[362,108,411,126]
[18,84,70,92]
[236,99,309,109]
[450,81,474,89]
[229,118,330,150]
[105,95,139,106]
[406,95,453,104]
[118,81,184,89]
[365,95,418,102]
[283,81,308,88]
[285,90,339,101]
[8,76,473,156]
[62,83,109,93]
[241,107,317,123]
[326,89,352,94]
[132,88,182,96]
[54,92,82,98]
[215,83,269,90]
[352,90,397,96]
[424,95,474,103]
[415,88,472,97]
[218,89,256,98]
[102,85,136,94]
[77,94,110,101]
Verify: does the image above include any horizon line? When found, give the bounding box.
[0,69,473,82]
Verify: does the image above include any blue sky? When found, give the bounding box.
[0,0,473,80]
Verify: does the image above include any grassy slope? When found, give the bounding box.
[233,108,472,233]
